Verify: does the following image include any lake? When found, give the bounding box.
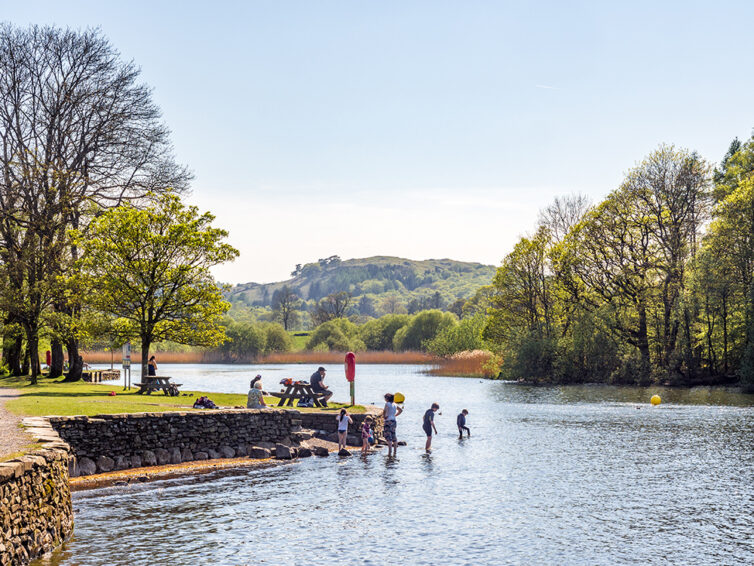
[35,364,754,565]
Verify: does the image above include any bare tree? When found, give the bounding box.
[271,286,301,330]
[0,25,191,381]
[538,193,592,242]
[312,292,352,325]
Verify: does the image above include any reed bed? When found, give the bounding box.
[427,350,502,378]
[82,350,436,365]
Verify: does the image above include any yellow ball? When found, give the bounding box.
[394,392,405,404]
[650,394,661,406]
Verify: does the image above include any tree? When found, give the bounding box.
[0,25,190,381]
[312,292,352,325]
[77,192,238,378]
[380,294,406,315]
[556,187,659,380]
[537,193,591,243]
[271,286,301,330]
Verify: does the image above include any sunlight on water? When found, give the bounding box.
[36,364,754,566]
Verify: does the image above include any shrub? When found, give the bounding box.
[392,310,456,351]
[306,318,366,352]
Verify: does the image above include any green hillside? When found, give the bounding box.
[227,256,495,319]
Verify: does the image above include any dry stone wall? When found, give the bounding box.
[49,409,300,477]
[0,418,73,566]
[300,407,384,445]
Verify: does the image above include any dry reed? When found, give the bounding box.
[81,349,436,365]
[427,350,502,378]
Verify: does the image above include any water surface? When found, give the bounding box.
[37,364,754,565]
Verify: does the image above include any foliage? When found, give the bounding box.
[76,192,239,376]
[305,318,366,352]
[358,314,411,350]
[392,310,456,351]
[484,143,754,386]
[425,314,488,356]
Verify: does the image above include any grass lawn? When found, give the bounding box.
[0,375,364,417]
[288,331,310,351]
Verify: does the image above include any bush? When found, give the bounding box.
[392,310,456,351]
[262,323,293,353]
[359,314,410,350]
[306,318,366,352]
[220,321,266,359]
[425,313,486,356]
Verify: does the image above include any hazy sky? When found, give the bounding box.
[4,1,754,283]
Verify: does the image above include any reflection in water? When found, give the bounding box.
[37,364,754,566]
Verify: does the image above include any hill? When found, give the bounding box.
[227,255,495,316]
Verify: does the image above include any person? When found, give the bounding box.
[423,403,439,451]
[361,416,373,454]
[336,409,352,451]
[247,379,267,409]
[457,409,470,438]
[148,355,157,376]
[309,366,333,406]
[382,393,403,457]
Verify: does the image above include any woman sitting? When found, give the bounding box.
[246,378,267,409]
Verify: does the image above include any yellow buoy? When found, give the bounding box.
[394,392,405,404]
[650,394,661,406]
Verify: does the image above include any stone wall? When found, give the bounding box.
[300,407,384,445]
[49,409,299,477]
[0,418,73,566]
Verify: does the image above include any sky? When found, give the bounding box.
[4,1,754,284]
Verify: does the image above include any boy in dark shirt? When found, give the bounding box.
[457,409,470,438]
[423,403,439,451]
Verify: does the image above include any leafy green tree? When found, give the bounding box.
[393,310,456,351]
[220,320,267,360]
[263,322,293,352]
[77,192,239,378]
[426,313,487,356]
[306,318,365,352]
[359,314,410,350]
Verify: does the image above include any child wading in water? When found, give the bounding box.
[336,409,352,451]
[457,409,470,438]
[423,403,439,451]
[361,416,373,454]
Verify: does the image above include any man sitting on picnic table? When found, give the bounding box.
[309,366,333,407]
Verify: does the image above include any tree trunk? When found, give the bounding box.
[49,338,64,378]
[141,337,151,379]
[722,295,729,375]
[2,330,23,376]
[637,302,651,384]
[21,342,30,377]
[63,338,84,382]
[24,325,40,385]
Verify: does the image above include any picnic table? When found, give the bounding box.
[270,382,328,408]
[133,375,182,395]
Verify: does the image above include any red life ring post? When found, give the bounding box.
[345,351,356,406]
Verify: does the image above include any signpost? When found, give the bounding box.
[345,351,356,406]
[122,342,131,390]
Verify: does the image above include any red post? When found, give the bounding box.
[345,352,356,406]
[45,350,51,367]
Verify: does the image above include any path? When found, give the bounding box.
[0,388,30,458]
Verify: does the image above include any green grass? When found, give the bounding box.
[288,331,310,351]
[0,375,363,417]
